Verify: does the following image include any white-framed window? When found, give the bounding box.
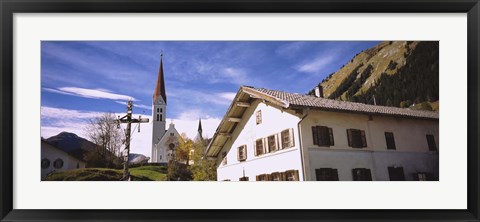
[237,145,247,161]
[347,129,367,148]
[221,152,227,166]
[285,170,299,181]
[312,125,334,147]
[256,110,262,125]
[281,128,295,149]
[267,134,277,152]
[426,134,437,151]
[254,138,265,156]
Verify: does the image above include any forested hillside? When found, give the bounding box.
[308,41,439,110]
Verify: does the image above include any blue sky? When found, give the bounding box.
[41,41,380,157]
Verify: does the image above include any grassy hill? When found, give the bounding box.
[309,41,439,110]
[44,166,167,181]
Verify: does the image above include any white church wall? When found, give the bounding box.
[216,100,304,181]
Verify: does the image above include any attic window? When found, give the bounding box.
[256,110,262,125]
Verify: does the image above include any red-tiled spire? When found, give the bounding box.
[153,53,167,104]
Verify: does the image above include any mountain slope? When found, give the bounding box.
[44,132,96,161]
[310,41,439,110]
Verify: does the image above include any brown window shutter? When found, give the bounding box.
[266,174,271,181]
[312,126,318,145]
[332,169,339,181]
[365,169,372,181]
[426,134,437,151]
[244,145,247,160]
[347,129,352,147]
[289,128,295,147]
[280,172,286,181]
[352,168,358,181]
[293,170,299,181]
[237,147,240,161]
[328,127,334,146]
[253,142,257,156]
[361,130,367,147]
[256,175,260,181]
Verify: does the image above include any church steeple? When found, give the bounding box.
[151,53,167,163]
[198,118,203,137]
[195,118,204,142]
[153,53,167,104]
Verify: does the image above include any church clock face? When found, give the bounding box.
[169,143,175,150]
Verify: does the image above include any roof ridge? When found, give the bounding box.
[251,87,438,119]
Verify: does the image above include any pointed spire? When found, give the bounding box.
[153,52,167,104]
[195,118,204,142]
[198,118,203,135]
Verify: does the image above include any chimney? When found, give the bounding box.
[314,86,324,98]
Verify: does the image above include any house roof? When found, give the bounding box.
[205,86,439,157]
[153,54,167,104]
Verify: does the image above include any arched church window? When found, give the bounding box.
[41,158,50,169]
[157,108,159,112]
[160,115,163,121]
[160,108,163,113]
[169,143,175,150]
[53,158,64,169]
[157,114,159,121]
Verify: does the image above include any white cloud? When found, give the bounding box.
[44,87,135,101]
[222,68,248,85]
[115,101,151,110]
[169,88,237,106]
[275,42,308,58]
[217,92,236,101]
[41,106,101,120]
[297,56,336,73]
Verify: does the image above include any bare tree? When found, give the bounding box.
[84,112,124,168]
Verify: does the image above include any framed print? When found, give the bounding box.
[1,0,479,221]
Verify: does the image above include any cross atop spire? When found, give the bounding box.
[153,53,167,104]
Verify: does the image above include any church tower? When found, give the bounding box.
[151,54,167,162]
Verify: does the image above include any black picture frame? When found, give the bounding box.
[1,0,479,221]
